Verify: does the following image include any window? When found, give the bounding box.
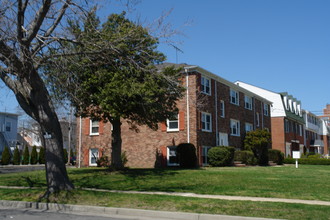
[90,120,99,135]
[167,146,179,166]
[167,115,179,131]
[202,146,212,165]
[244,95,252,110]
[201,76,211,95]
[230,89,239,105]
[5,122,11,132]
[220,100,225,118]
[245,123,253,133]
[256,113,260,127]
[285,119,289,133]
[230,119,240,136]
[89,148,99,166]
[264,104,269,116]
[202,112,212,132]
[299,125,303,136]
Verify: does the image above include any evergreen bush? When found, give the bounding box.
[234,150,257,165]
[208,146,235,167]
[1,146,11,165]
[12,147,21,165]
[22,146,30,165]
[96,155,110,167]
[244,129,271,166]
[177,143,197,168]
[268,149,284,165]
[38,147,45,164]
[30,146,38,165]
[63,149,68,163]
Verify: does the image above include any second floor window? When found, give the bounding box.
[264,103,269,116]
[5,122,11,132]
[201,76,211,95]
[230,89,239,105]
[285,119,289,133]
[90,120,99,135]
[220,100,225,118]
[245,95,252,110]
[202,112,212,132]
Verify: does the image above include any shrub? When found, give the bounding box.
[208,146,235,167]
[234,150,257,165]
[38,147,45,164]
[30,146,38,165]
[12,147,20,165]
[308,154,322,159]
[70,149,76,164]
[244,129,271,166]
[284,158,330,165]
[96,155,110,167]
[1,146,11,165]
[268,149,284,165]
[63,149,68,163]
[177,143,197,168]
[22,146,30,165]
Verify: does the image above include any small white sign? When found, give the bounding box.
[292,151,301,159]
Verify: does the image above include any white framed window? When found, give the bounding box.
[167,114,179,132]
[219,132,229,146]
[5,122,11,132]
[89,148,99,166]
[230,119,240,136]
[264,103,269,116]
[167,146,179,166]
[245,123,253,133]
[230,89,239,105]
[202,112,212,132]
[201,76,211,95]
[244,95,252,110]
[220,100,225,118]
[299,124,303,136]
[256,113,260,127]
[90,120,99,135]
[202,146,212,165]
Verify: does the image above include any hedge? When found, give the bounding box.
[268,149,284,165]
[284,158,330,165]
[177,143,197,168]
[234,150,257,165]
[208,146,235,167]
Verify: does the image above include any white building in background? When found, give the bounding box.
[0,112,18,156]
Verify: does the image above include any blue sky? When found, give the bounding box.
[1,0,329,115]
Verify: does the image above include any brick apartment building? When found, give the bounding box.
[235,82,304,157]
[77,63,272,168]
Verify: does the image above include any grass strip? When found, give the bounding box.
[0,188,329,220]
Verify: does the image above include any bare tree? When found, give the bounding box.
[0,0,92,194]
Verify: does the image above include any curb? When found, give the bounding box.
[0,200,282,220]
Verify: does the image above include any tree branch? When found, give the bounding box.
[0,40,23,72]
[26,0,52,45]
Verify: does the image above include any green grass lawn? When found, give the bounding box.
[0,165,330,219]
[1,165,329,201]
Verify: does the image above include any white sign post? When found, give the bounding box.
[292,151,301,168]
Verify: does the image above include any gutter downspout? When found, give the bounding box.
[78,116,82,168]
[185,68,190,143]
[215,81,218,145]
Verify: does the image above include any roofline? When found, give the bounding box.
[184,65,272,104]
[0,112,19,117]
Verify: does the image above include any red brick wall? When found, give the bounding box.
[271,117,285,152]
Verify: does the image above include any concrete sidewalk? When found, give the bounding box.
[0,200,282,220]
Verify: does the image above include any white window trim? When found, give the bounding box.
[166,114,179,132]
[264,103,269,116]
[230,119,240,136]
[202,112,212,132]
[167,146,179,166]
[230,89,239,105]
[244,95,252,110]
[201,76,211,95]
[90,120,99,136]
[245,122,253,133]
[220,100,225,118]
[89,148,99,166]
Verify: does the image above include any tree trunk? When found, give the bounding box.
[111,118,123,170]
[13,71,74,193]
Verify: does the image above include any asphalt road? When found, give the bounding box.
[0,208,137,220]
[0,165,45,174]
